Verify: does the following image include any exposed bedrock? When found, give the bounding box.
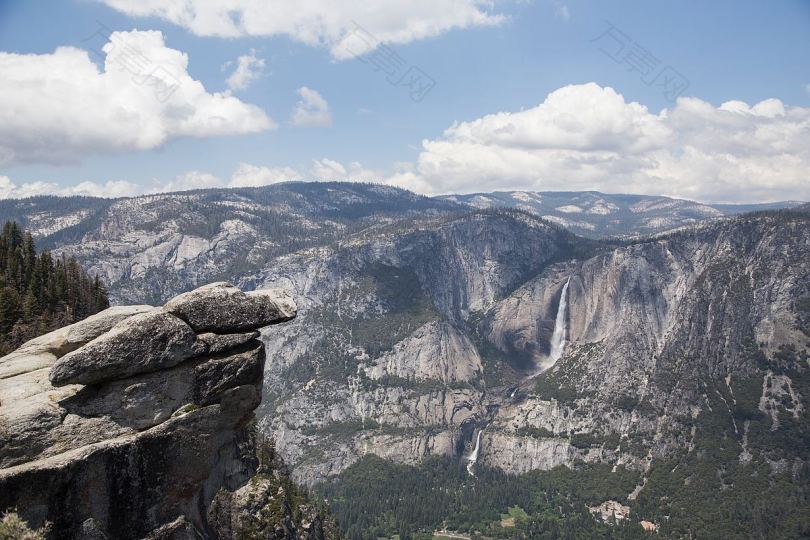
[0,283,297,539]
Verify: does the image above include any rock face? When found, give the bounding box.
[247,207,810,487]
[251,211,574,485]
[0,305,153,381]
[0,184,459,306]
[366,322,483,383]
[0,282,316,539]
[207,438,341,540]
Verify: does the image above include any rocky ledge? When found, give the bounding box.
[0,282,317,539]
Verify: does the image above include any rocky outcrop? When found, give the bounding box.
[165,283,296,333]
[207,438,340,540]
[0,306,153,381]
[0,282,319,539]
[366,322,483,383]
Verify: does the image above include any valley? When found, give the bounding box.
[2,183,808,538]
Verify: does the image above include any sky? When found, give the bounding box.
[0,0,809,203]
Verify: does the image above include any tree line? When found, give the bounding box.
[0,221,109,354]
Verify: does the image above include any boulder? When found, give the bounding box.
[49,311,196,387]
[0,305,153,380]
[164,282,296,333]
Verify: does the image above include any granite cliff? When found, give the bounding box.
[247,207,809,487]
[0,282,337,539]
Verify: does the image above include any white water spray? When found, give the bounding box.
[465,430,483,475]
[548,277,571,366]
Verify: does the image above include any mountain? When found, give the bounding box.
[0,183,461,305]
[251,205,810,538]
[439,190,804,238]
[2,183,809,537]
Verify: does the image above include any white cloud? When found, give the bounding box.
[392,83,810,203]
[310,159,382,181]
[0,30,274,166]
[291,87,333,127]
[1,159,371,200]
[0,175,141,199]
[151,171,224,193]
[64,180,142,198]
[95,0,505,59]
[229,163,302,187]
[7,83,806,204]
[0,176,59,199]
[224,49,265,91]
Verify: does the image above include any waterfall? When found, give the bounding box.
[465,429,483,476]
[548,277,571,365]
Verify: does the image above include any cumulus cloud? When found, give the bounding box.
[224,49,265,91]
[95,0,505,59]
[310,159,382,181]
[151,171,224,193]
[1,176,59,199]
[394,83,810,203]
[6,84,805,204]
[290,87,333,127]
[0,30,274,166]
[145,165,302,194]
[229,163,302,187]
[0,175,141,199]
[0,159,378,199]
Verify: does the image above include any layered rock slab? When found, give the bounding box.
[0,305,153,381]
[49,311,196,387]
[165,282,296,333]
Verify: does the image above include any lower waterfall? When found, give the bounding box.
[465,430,483,476]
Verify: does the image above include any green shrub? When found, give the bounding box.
[0,512,50,540]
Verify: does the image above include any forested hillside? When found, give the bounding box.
[0,221,109,354]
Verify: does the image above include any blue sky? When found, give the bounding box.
[0,0,809,202]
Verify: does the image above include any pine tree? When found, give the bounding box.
[0,221,110,354]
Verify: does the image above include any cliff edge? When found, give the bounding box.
[0,282,330,539]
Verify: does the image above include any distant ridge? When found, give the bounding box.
[438,190,804,237]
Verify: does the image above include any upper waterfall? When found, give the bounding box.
[548,277,571,365]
